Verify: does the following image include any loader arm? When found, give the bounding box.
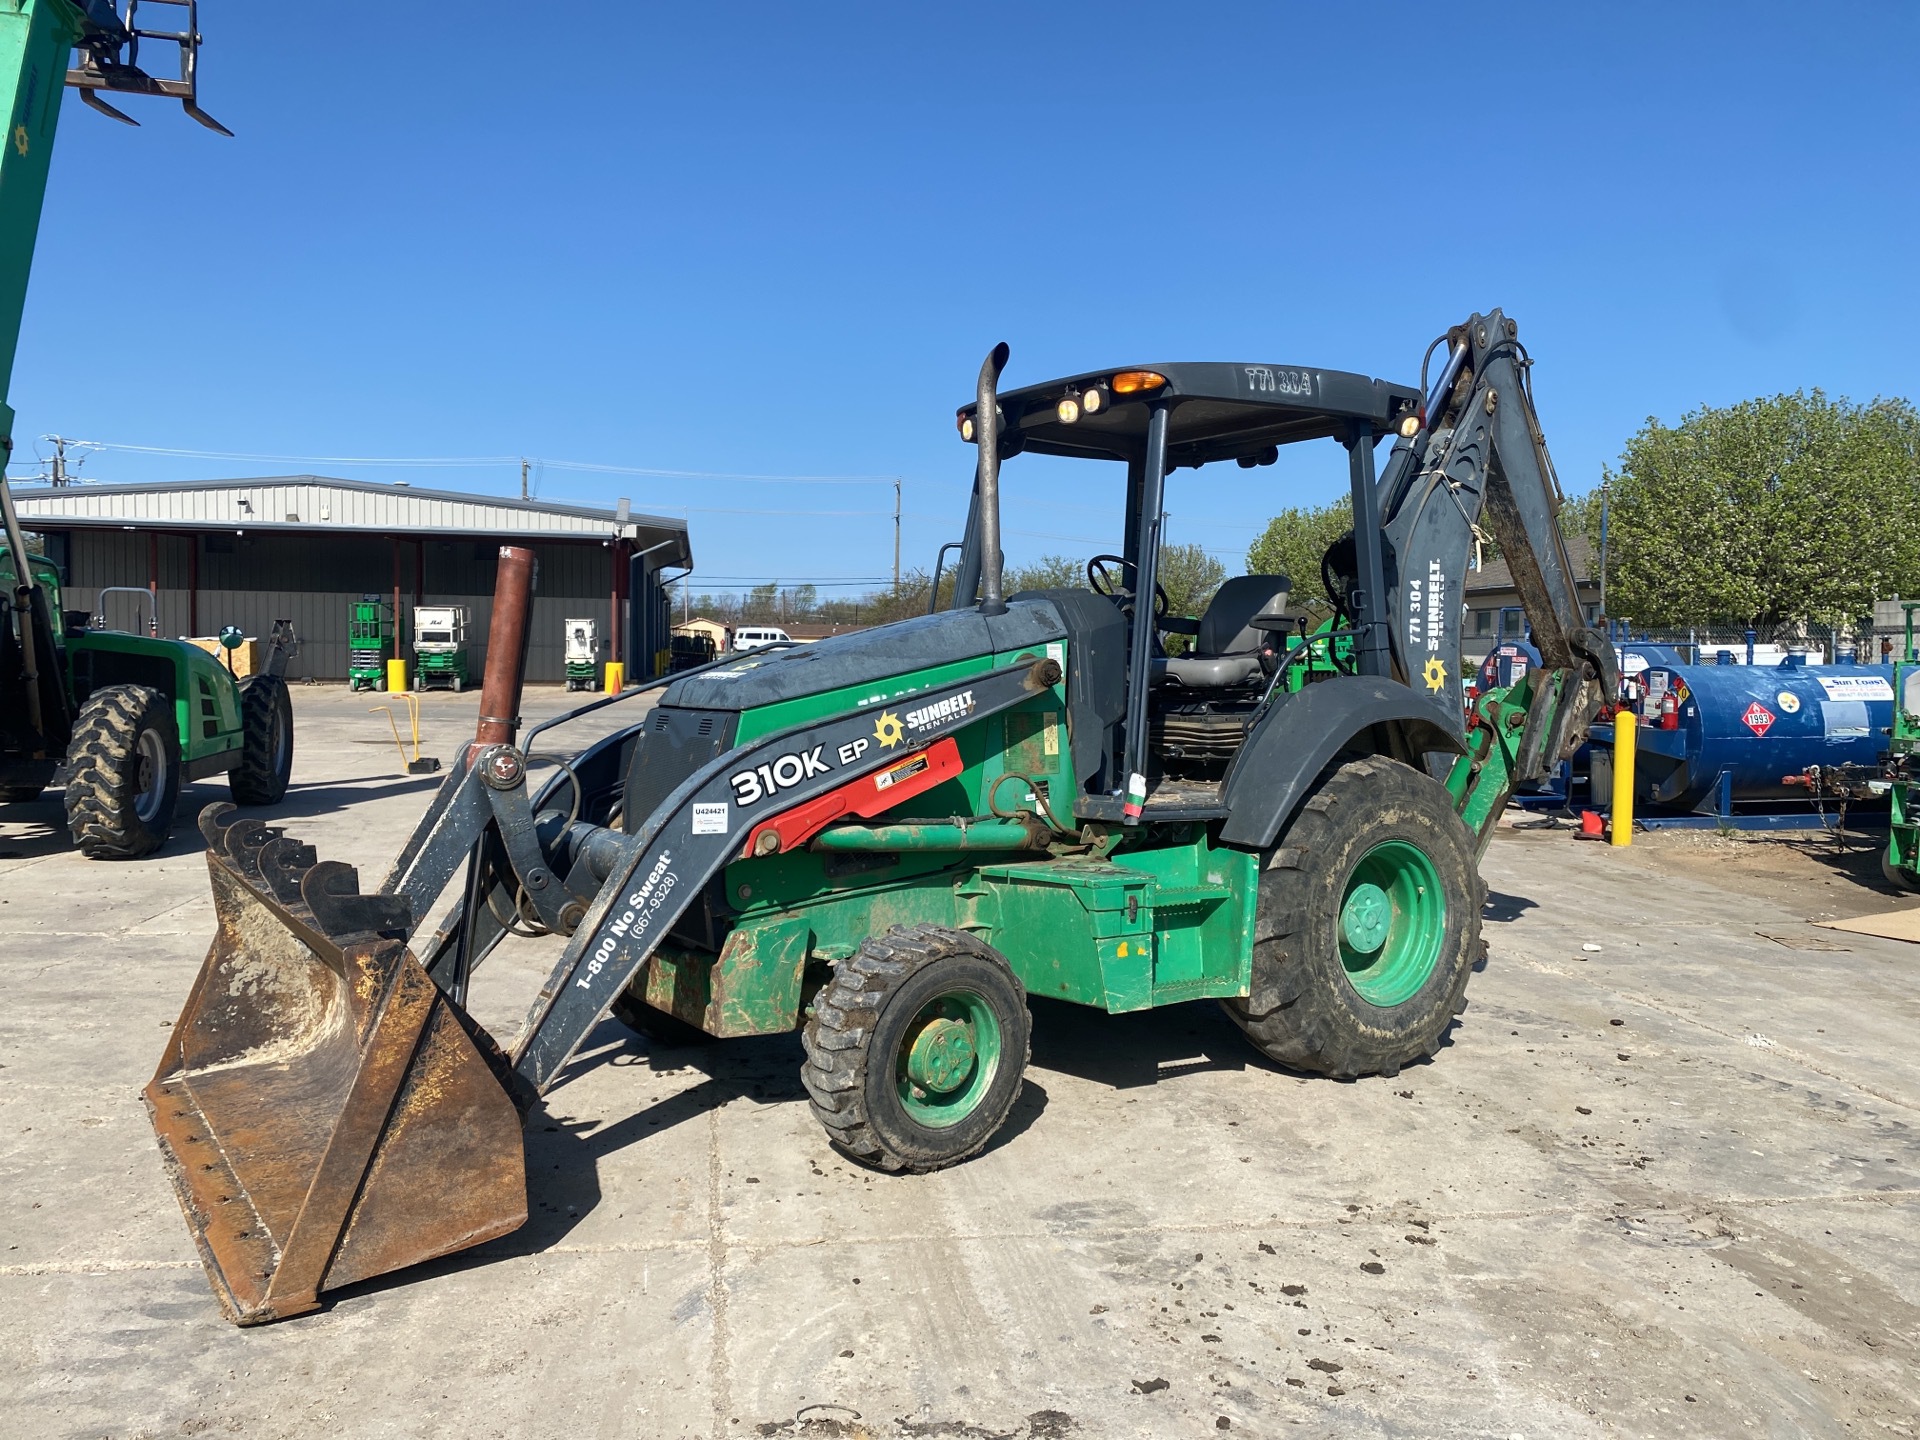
[149,586,1062,1322]
[1373,310,1617,851]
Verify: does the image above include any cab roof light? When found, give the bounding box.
[958,404,1006,443]
[1109,370,1166,395]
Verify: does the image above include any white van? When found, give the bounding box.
[733,627,791,652]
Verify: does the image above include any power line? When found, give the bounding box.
[92,443,518,467]
[538,457,901,486]
[681,575,896,582]
[672,579,898,590]
[84,441,905,486]
[680,506,893,517]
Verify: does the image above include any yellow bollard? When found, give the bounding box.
[1611,710,1636,846]
[386,658,409,694]
[604,661,625,694]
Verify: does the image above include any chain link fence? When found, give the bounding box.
[1603,617,1884,663]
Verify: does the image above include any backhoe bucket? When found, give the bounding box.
[146,804,527,1325]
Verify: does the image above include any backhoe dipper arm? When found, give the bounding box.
[1376,311,1616,820]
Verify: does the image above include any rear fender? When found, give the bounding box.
[1218,676,1465,850]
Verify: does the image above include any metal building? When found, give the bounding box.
[9,477,692,683]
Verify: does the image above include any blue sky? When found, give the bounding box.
[8,3,1916,593]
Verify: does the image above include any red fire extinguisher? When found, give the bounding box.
[1658,691,1680,730]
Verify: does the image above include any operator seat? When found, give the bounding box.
[1153,575,1291,689]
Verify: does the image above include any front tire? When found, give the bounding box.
[63,684,181,859]
[803,925,1031,1173]
[231,674,294,805]
[1223,755,1482,1079]
[1882,847,1920,893]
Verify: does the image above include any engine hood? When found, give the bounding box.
[664,600,1068,713]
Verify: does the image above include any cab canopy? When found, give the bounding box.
[959,363,1422,468]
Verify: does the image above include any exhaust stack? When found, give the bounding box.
[975,342,1009,617]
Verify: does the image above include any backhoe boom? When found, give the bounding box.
[1376,311,1617,843]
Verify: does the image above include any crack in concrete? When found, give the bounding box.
[0,1259,200,1275]
[707,1095,733,1440]
[1511,954,1920,1113]
[12,1191,1914,1280]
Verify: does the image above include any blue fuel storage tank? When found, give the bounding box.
[1474,640,1540,692]
[1632,661,1895,811]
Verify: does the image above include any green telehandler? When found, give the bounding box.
[1,2,294,857]
[147,317,1615,1325]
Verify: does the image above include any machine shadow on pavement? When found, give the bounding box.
[1483,888,1539,923]
[0,773,447,861]
[321,1020,1052,1317]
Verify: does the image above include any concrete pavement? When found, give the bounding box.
[2,686,1915,1438]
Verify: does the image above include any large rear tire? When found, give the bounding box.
[231,674,294,805]
[803,925,1031,1173]
[63,684,181,859]
[1223,755,1482,1079]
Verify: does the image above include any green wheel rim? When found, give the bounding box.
[895,989,1001,1129]
[1337,840,1447,1007]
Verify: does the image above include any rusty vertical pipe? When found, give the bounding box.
[609,542,621,677]
[147,531,160,634]
[475,546,537,747]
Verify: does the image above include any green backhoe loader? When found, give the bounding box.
[146,314,1614,1325]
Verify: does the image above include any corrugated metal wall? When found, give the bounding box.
[54,531,645,683]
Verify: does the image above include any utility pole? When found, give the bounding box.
[893,477,901,590]
[520,458,530,501]
[44,434,76,486]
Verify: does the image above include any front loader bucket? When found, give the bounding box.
[146,804,527,1325]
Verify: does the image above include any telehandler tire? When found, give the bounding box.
[231,674,294,805]
[1223,755,1482,1080]
[803,924,1031,1173]
[1880,848,1920,894]
[63,683,181,859]
[611,990,712,1049]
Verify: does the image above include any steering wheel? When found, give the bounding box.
[1087,554,1170,625]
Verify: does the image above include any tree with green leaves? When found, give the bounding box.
[1003,554,1087,594]
[1603,391,1920,630]
[1245,501,1350,610]
[1157,542,1227,619]
[1148,543,1223,654]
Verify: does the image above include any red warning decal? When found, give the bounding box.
[1741,701,1775,737]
